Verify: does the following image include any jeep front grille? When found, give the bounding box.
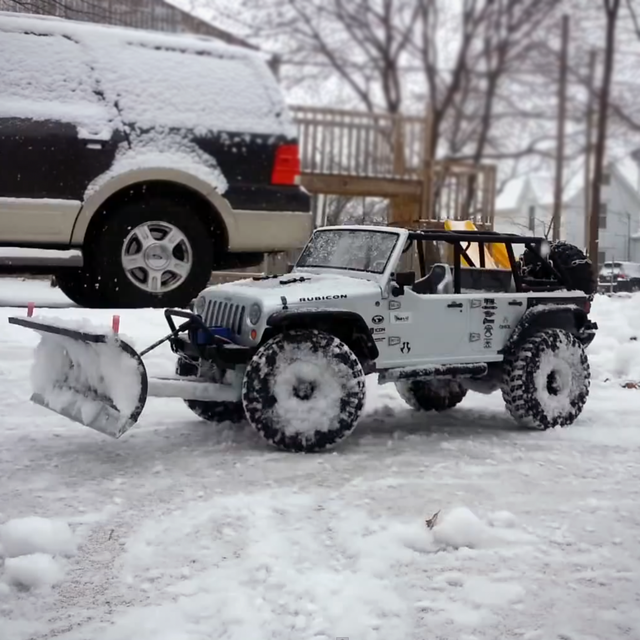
[203,300,246,335]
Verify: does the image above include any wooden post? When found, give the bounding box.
[589,0,622,276]
[552,14,570,242]
[584,50,597,250]
[420,107,435,223]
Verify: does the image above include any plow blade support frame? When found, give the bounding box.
[8,316,149,439]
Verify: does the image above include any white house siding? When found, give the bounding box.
[565,169,640,262]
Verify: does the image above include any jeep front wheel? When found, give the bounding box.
[501,328,590,430]
[242,330,366,453]
[396,380,467,412]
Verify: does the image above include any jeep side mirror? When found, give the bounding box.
[286,263,294,273]
[392,271,415,296]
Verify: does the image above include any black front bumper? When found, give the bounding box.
[163,309,257,369]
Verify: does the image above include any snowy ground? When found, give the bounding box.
[1,278,640,640]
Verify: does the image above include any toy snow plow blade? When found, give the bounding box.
[8,317,148,438]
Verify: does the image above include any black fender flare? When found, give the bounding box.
[267,308,379,361]
[501,304,589,354]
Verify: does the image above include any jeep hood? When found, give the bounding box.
[205,272,382,307]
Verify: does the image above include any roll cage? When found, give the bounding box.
[402,229,571,294]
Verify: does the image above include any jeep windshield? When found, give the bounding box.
[296,229,399,274]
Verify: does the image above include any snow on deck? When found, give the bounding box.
[1,283,640,639]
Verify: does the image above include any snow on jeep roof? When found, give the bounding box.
[0,12,295,138]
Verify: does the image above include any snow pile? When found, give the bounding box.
[429,507,534,550]
[3,553,65,589]
[0,516,76,592]
[430,507,494,549]
[0,516,77,558]
[588,293,640,382]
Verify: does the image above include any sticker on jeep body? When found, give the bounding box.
[391,312,412,324]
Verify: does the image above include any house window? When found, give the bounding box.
[528,205,536,232]
[598,251,606,266]
[599,203,607,229]
[602,172,611,186]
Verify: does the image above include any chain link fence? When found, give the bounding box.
[0,0,255,45]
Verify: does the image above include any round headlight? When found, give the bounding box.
[194,296,206,315]
[249,303,262,325]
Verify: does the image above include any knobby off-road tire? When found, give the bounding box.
[92,198,215,308]
[395,380,467,412]
[501,328,590,430]
[521,241,596,297]
[176,357,246,424]
[242,330,366,453]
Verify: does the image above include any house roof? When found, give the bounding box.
[496,174,554,212]
[496,176,527,211]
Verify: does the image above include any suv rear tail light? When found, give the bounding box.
[271,144,301,185]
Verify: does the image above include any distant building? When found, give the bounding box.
[494,175,557,238]
[0,0,256,50]
[495,156,640,266]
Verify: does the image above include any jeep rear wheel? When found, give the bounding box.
[396,380,467,412]
[91,198,215,308]
[501,328,590,430]
[242,330,366,453]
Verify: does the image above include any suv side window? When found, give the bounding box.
[0,30,107,127]
[0,29,118,204]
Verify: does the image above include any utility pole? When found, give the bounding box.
[552,14,570,242]
[589,0,622,275]
[584,50,597,251]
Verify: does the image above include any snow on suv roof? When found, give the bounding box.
[0,11,294,138]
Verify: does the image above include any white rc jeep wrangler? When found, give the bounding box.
[10,224,598,452]
[176,224,598,452]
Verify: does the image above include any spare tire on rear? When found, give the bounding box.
[520,241,596,297]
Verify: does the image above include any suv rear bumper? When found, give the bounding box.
[228,209,313,253]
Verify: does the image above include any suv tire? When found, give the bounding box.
[242,330,366,453]
[53,267,109,308]
[521,241,596,297]
[92,198,215,308]
[176,357,246,424]
[395,380,467,412]
[501,328,590,430]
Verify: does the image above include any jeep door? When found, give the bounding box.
[0,29,119,244]
[376,291,471,367]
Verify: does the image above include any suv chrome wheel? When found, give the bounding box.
[121,221,193,294]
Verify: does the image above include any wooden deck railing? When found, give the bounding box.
[289,105,496,229]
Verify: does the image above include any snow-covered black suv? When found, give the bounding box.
[0,11,311,308]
